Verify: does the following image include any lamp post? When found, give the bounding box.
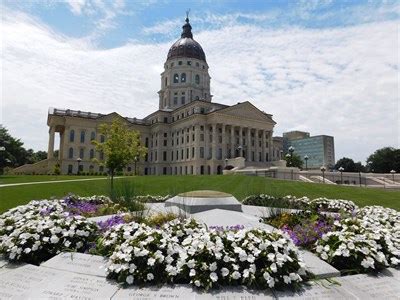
[390,170,396,183]
[304,155,309,171]
[287,146,294,167]
[76,157,82,175]
[280,150,283,160]
[320,166,326,184]
[134,156,139,176]
[338,166,344,184]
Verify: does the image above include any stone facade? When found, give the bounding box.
[21,17,282,175]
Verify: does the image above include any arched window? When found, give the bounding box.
[90,149,94,159]
[195,74,200,84]
[69,130,75,142]
[79,148,84,159]
[173,74,179,83]
[80,130,85,143]
[181,73,186,83]
[90,131,95,141]
[68,147,73,159]
[100,135,105,143]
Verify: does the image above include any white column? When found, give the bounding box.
[239,127,243,157]
[231,126,235,158]
[221,124,226,160]
[261,130,266,162]
[269,131,273,162]
[212,123,217,160]
[47,126,55,159]
[247,128,251,161]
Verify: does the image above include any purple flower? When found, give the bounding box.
[97,215,126,232]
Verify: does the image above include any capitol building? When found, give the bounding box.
[22,17,283,175]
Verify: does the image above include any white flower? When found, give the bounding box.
[50,235,59,244]
[126,275,134,284]
[194,280,201,287]
[189,269,196,277]
[232,271,241,280]
[147,258,156,266]
[210,272,218,282]
[221,268,229,277]
[209,262,217,272]
[270,263,277,273]
[147,273,154,281]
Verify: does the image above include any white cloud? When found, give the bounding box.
[1,9,399,163]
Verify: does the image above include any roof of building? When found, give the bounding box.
[166,17,206,62]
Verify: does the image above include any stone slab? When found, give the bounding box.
[299,250,340,279]
[165,193,242,214]
[40,252,108,277]
[21,270,120,300]
[196,287,275,299]
[381,268,400,281]
[192,208,274,230]
[273,280,357,299]
[336,273,400,299]
[0,264,63,299]
[112,285,194,300]
[242,205,300,219]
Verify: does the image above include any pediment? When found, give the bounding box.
[215,102,276,124]
[96,112,130,124]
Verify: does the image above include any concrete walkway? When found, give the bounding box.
[0,177,124,188]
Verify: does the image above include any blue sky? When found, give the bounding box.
[1,0,399,163]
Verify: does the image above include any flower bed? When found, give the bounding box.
[1,194,399,290]
[106,219,306,290]
[243,194,358,214]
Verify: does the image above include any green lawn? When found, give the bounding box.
[0,175,399,213]
[0,175,103,184]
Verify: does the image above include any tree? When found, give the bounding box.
[0,125,29,173]
[92,119,147,194]
[366,147,400,173]
[334,157,356,172]
[285,153,303,168]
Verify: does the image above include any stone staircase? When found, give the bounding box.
[11,159,55,175]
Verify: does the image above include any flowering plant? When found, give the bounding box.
[308,198,357,214]
[0,210,98,265]
[63,195,125,217]
[314,206,400,273]
[132,195,172,203]
[106,219,306,290]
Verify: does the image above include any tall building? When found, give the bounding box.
[283,131,335,169]
[32,17,280,176]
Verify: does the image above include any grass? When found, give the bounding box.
[0,175,103,184]
[0,175,399,213]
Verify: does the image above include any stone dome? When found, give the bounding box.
[167,17,206,62]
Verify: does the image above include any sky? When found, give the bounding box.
[1,0,399,164]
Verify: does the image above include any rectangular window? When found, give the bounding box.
[171,151,174,161]
[200,147,204,158]
[192,147,195,158]
[181,149,184,160]
[192,134,195,141]
[163,140,167,146]
[200,134,204,141]
[163,151,167,161]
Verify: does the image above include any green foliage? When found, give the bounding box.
[53,163,61,176]
[0,126,49,174]
[92,119,147,192]
[366,147,400,173]
[335,157,366,172]
[284,153,303,168]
